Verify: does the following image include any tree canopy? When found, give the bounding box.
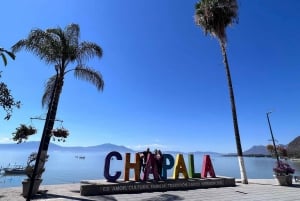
[0,72,20,120]
[194,0,238,43]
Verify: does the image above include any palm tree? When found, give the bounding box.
[194,0,248,184]
[12,23,104,198]
[0,47,15,66]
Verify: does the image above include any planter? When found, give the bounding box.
[274,174,293,186]
[22,179,42,198]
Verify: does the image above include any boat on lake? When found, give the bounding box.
[75,155,86,159]
[1,165,26,175]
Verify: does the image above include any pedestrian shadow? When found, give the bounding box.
[289,184,300,188]
[252,183,300,188]
[141,194,184,201]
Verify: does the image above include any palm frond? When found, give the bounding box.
[12,29,61,64]
[42,75,56,107]
[74,66,104,91]
[46,27,63,37]
[1,53,7,66]
[0,48,15,66]
[3,50,16,60]
[11,39,28,53]
[13,24,104,108]
[47,26,79,63]
[65,24,80,47]
[77,42,103,63]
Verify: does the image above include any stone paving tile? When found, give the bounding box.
[0,180,300,201]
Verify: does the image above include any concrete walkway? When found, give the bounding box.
[0,179,299,201]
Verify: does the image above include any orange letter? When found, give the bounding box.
[123,153,140,181]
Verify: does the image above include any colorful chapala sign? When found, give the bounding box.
[104,151,216,182]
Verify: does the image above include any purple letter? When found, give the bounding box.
[104,151,122,182]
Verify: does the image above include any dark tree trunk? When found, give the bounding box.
[219,40,248,184]
[26,74,63,200]
[42,78,63,152]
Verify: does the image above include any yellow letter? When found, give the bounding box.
[173,154,189,179]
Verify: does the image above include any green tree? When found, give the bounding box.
[0,47,15,66]
[12,23,104,197]
[0,47,19,120]
[0,72,20,120]
[194,0,248,184]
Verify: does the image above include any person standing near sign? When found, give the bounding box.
[155,149,163,180]
[142,148,151,172]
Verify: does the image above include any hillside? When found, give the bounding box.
[287,136,300,158]
[225,136,300,157]
[224,145,271,157]
[243,145,270,156]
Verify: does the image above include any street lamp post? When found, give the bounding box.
[266,111,280,165]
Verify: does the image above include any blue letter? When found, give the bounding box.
[161,154,174,179]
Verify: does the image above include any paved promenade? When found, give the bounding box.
[0,179,299,201]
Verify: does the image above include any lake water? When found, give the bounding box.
[1,150,300,188]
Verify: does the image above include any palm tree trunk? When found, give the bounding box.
[42,79,63,152]
[219,40,248,184]
[26,74,63,200]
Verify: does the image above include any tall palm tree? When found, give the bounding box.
[0,47,15,66]
[12,23,105,197]
[194,0,248,184]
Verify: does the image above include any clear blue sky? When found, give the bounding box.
[1,0,300,153]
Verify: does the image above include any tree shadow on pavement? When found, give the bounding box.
[31,193,117,201]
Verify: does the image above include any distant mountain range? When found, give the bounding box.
[2,140,299,158]
[0,141,271,155]
[0,141,134,153]
[2,137,300,162]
